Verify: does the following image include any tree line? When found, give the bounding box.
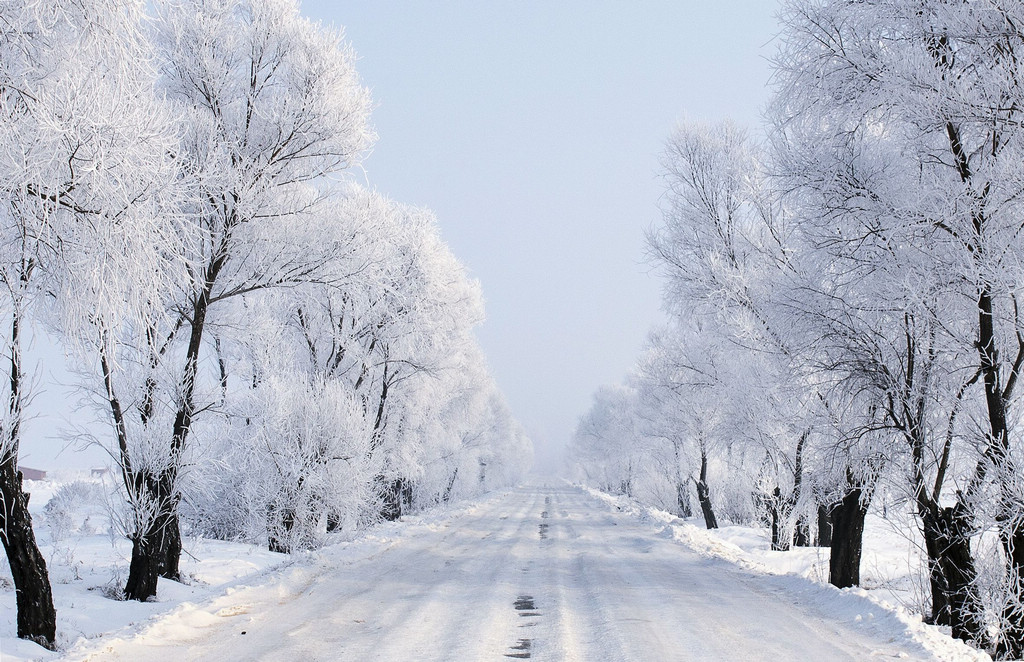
[571,1,1024,658]
[0,0,531,649]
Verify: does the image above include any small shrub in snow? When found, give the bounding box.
[44,479,113,569]
[43,480,122,583]
[44,480,109,537]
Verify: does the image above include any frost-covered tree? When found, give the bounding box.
[396,344,515,507]
[634,324,729,528]
[180,185,525,548]
[0,0,526,630]
[580,118,883,588]
[648,121,835,554]
[772,0,1024,651]
[0,0,178,645]
[259,189,488,518]
[571,384,649,498]
[97,0,373,601]
[241,373,372,553]
[338,197,484,519]
[421,348,495,504]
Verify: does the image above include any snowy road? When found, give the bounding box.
[69,481,941,661]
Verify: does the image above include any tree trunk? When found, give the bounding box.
[789,432,809,548]
[671,441,692,518]
[793,515,811,547]
[828,487,868,588]
[769,431,808,551]
[0,307,56,647]
[695,451,717,529]
[675,481,692,518]
[919,499,987,646]
[0,464,56,648]
[977,280,1024,657]
[378,476,412,521]
[123,470,178,601]
[268,505,295,554]
[124,260,221,600]
[999,522,1024,659]
[381,479,399,520]
[945,118,1023,657]
[816,503,832,547]
[125,523,162,601]
[442,467,458,503]
[696,480,717,529]
[770,486,789,551]
[370,367,390,449]
[753,491,771,528]
[158,503,181,580]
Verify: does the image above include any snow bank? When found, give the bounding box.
[0,473,291,661]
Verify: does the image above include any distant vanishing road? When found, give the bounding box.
[68,480,939,661]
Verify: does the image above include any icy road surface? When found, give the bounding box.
[70,481,942,661]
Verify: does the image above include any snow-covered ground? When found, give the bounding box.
[582,486,993,661]
[0,476,992,661]
[0,473,291,661]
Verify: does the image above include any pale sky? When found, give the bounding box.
[299,1,782,471]
[24,2,781,472]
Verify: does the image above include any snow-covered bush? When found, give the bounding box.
[43,481,109,542]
